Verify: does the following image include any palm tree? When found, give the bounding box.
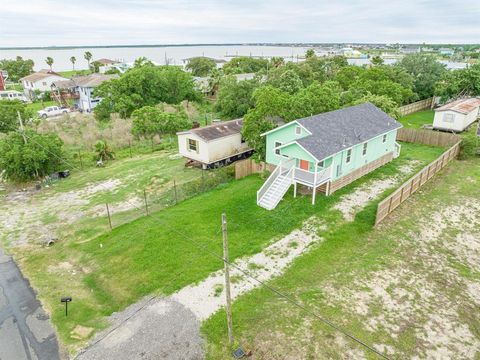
[70,56,76,70]
[45,57,54,70]
[84,51,93,69]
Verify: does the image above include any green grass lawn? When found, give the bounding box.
[13,142,444,353]
[202,157,480,359]
[58,69,92,78]
[399,110,434,129]
[26,100,57,113]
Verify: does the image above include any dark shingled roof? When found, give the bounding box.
[294,103,402,161]
[184,118,243,141]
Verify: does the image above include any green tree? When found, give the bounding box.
[131,106,190,139]
[397,53,447,99]
[94,65,200,118]
[133,57,154,68]
[94,140,115,162]
[45,57,54,70]
[435,63,480,99]
[371,55,384,66]
[70,56,76,70]
[214,76,259,119]
[291,81,342,119]
[0,130,64,181]
[242,86,293,160]
[223,57,269,74]
[185,57,216,76]
[270,57,285,68]
[0,100,32,133]
[351,94,401,119]
[271,69,304,94]
[84,51,93,69]
[305,49,316,59]
[0,57,34,82]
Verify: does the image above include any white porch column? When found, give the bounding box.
[294,181,297,198]
[312,162,318,205]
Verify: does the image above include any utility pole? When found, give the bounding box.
[222,213,234,346]
[17,111,27,144]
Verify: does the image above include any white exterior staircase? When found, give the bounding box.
[257,158,295,210]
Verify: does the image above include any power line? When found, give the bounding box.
[18,128,389,359]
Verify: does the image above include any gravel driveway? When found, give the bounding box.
[76,297,204,360]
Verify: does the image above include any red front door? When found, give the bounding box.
[299,159,310,171]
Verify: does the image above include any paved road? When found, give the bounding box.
[0,249,60,360]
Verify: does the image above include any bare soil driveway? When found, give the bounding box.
[0,249,60,360]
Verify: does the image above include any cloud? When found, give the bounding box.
[0,0,479,47]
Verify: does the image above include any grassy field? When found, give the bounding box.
[26,100,57,113]
[8,142,443,353]
[58,69,92,78]
[399,110,434,129]
[202,157,480,359]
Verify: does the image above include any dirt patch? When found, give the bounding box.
[172,217,324,320]
[71,326,94,340]
[0,179,123,246]
[333,160,420,221]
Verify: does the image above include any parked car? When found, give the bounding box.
[0,90,28,103]
[37,106,70,119]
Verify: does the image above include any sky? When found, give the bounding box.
[0,0,479,47]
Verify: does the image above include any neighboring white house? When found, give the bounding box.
[177,119,253,169]
[51,73,118,111]
[75,74,118,112]
[433,98,480,132]
[20,70,68,100]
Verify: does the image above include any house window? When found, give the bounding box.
[318,161,324,168]
[274,141,282,156]
[362,142,368,156]
[382,134,387,143]
[345,149,352,163]
[295,126,301,135]
[187,138,198,152]
[443,113,455,123]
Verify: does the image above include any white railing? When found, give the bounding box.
[294,166,332,186]
[257,165,280,204]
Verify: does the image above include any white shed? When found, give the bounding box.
[177,119,253,169]
[433,98,480,132]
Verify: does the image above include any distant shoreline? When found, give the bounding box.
[2,42,477,51]
[0,43,310,51]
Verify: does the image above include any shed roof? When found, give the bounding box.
[178,118,243,142]
[290,103,402,161]
[435,98,480,115]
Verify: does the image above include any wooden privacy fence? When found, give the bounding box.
[375,141,461,226]
[235,158,274,179]
[399,97,435,116]
[397,128,460,147]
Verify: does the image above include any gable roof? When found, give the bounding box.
[20,71,64,82]
[72,73,119,88]
[178,118,243,142]
[435,98,480,115]
[291,103,402,161]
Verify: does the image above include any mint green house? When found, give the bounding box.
[257,103,402,210]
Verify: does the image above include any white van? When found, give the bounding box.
[0,90,28,103]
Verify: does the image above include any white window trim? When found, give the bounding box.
[345,148,352,164]
[362,142,368,156]
[295,126,301,135]
[274,141,282,156]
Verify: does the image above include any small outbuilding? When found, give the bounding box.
[177,119,253,169]
[433,98,480,132]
